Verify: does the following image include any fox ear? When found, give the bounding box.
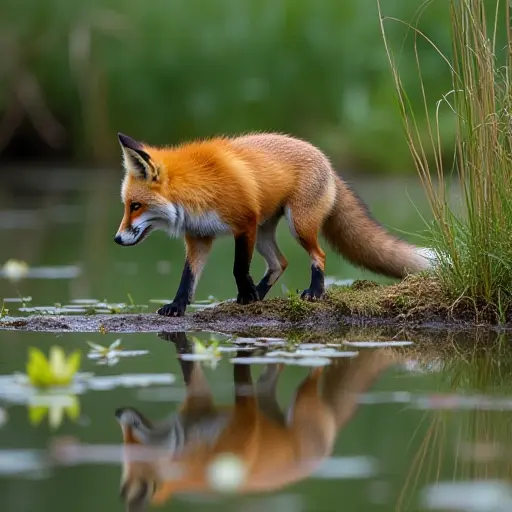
[118,133,154,181]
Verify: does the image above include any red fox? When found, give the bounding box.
[115,332,396,510]
[114,132,436,316]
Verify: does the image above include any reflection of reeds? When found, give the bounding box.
[397,410,447,512]
[398,331,512,510]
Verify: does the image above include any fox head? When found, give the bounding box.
[114,133,175,246]
[115,407,159,511]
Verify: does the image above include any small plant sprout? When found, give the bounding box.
[87,338,122,357]
[2,259,29,282]
[26,346,81,388]
[86,339,148,366]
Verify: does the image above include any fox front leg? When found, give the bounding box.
[233,222,259,305]
[158,236,213,317]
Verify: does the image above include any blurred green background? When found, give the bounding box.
[0,0,458,173]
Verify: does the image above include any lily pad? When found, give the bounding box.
[343,341,414,347]
[230,356,331,367]
[0,372,176,404]
[266,349,359,358]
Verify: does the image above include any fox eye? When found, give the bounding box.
[130,202,142,212]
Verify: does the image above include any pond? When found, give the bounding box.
[2,328,512,512]
[2,169,511,511]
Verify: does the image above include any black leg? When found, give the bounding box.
[157,259,194,317]
[300,264,325,300]
[158,331,194,384]
[255,273,273,300]
[234,233,259,305]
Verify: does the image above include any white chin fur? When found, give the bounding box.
[117,203,231,243]
[161,203,230,238]
[117,212,160,246]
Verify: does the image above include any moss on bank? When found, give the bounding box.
[196,274,511,327]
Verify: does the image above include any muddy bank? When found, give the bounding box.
[1,276,511,335]
[0,306,509,337]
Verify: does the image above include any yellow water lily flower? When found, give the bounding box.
[26,346,81,388]
[28,394,80,430]
[193,337,221,357]
[191,337,221,369]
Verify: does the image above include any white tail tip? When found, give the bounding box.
[415,247,439,269]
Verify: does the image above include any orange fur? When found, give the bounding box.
[116,333,397,509]
[114,132,435,315]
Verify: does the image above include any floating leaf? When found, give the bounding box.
[87,341,107,353]
[109,339,122,350]
[343,341,414,347]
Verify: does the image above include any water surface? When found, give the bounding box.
[2,328,512,512]
[2,170,510,512]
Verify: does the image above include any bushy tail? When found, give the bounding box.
[321,177,435,278]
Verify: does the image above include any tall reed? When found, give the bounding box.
[378,0,512,321]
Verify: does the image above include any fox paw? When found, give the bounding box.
[300,288,324,301]
[236,287,259,305]
[157,301,187,317]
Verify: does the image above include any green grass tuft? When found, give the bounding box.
[378,0,512,322]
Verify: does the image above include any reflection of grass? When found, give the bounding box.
[379,0,512,322]
[436,335,512,393]
[398,332,512,509]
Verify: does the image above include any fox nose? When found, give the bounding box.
[114,234,123,245]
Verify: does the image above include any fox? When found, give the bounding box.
[115,332,397,511]
[113,131,436,317]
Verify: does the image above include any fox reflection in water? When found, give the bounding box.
[115,332,396,511]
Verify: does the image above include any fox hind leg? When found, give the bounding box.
[255,214,288,300]
[285,206,328,301]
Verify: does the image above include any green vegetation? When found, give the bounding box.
[197,275,491,325]
[2,0,457,172]
[379,0,512,322]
